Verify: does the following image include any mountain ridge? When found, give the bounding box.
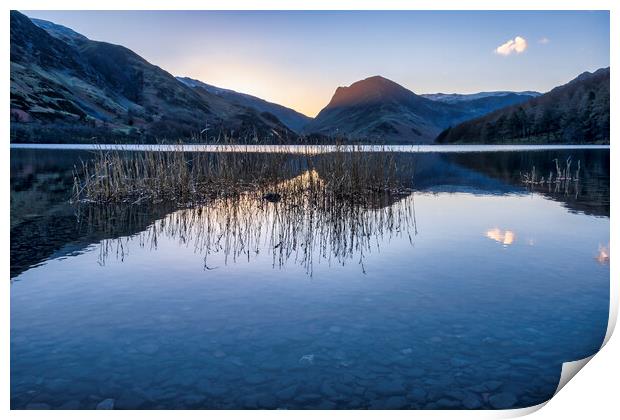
[176,76,311,132]
[30,17,89,47]
[421,91,540,103]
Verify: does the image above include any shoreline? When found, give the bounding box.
[9,143,611,154]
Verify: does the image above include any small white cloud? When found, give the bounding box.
[538,37,550,44]
[494,36,528,56]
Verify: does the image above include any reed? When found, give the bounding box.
[520,156,582,196]
[72,142,410,206]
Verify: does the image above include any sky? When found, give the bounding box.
[22,10,610,117]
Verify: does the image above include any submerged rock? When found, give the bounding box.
[136,343,159,355]
[299,354,315,365]
[213,350,227,358]
[46,378,71,392]
[204,384,228,397]
[115,392,147,409]
[374,380,406,396]
[226,356,244,366]
[262,192,281,203]
[450,357,470,368]
[481,380,504,392]
[293,393,323,404]
[25,402,51,410]
[96,398,115,410]
[435,398,461,409]
[444,390,467,401]
[59,400,81,409]
[320,382,339,398]
[407,387,428,402]
[244,374,269,385]
[256,394,278,409]
[275,384,298,400]
[407,367,425,378]
[317,400,337,409]
[333,382,354,395]
[382,396,409,409]
[462,393,483,409]
[238,395,259,409]
[489,392,517,409]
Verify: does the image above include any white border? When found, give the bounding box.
[3,0,617,10]
[2,1,617,419]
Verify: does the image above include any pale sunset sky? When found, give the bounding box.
[23,10,610,117]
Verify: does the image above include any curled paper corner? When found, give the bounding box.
[602,268,618,348]
[494,401,547,418]
[554,355,595,396]
[493,356,596,418]
[603,314,617,347]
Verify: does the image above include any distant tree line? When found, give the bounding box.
[437,95,609,144]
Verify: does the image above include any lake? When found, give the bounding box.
[10,145,610,410]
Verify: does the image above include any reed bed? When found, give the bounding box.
[72,143,410,206]
[72,141,416,274]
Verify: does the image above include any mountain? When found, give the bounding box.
[422,91,540,103]
[435,68,610,144]
[304,76,464,143]
[10,12,295,143]
[177,77,311,132]
[421,91,540,117]
[304,76,536,143]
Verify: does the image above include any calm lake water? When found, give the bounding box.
[10,146,610,410]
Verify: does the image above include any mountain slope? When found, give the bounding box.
[177,77,311,132]
[10,12,295,143]
[435,68,610,144]
[304,76,536,144]
[421,91,540,103]
[422,91,540,117]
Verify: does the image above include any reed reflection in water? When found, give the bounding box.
[87,170,418,275]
